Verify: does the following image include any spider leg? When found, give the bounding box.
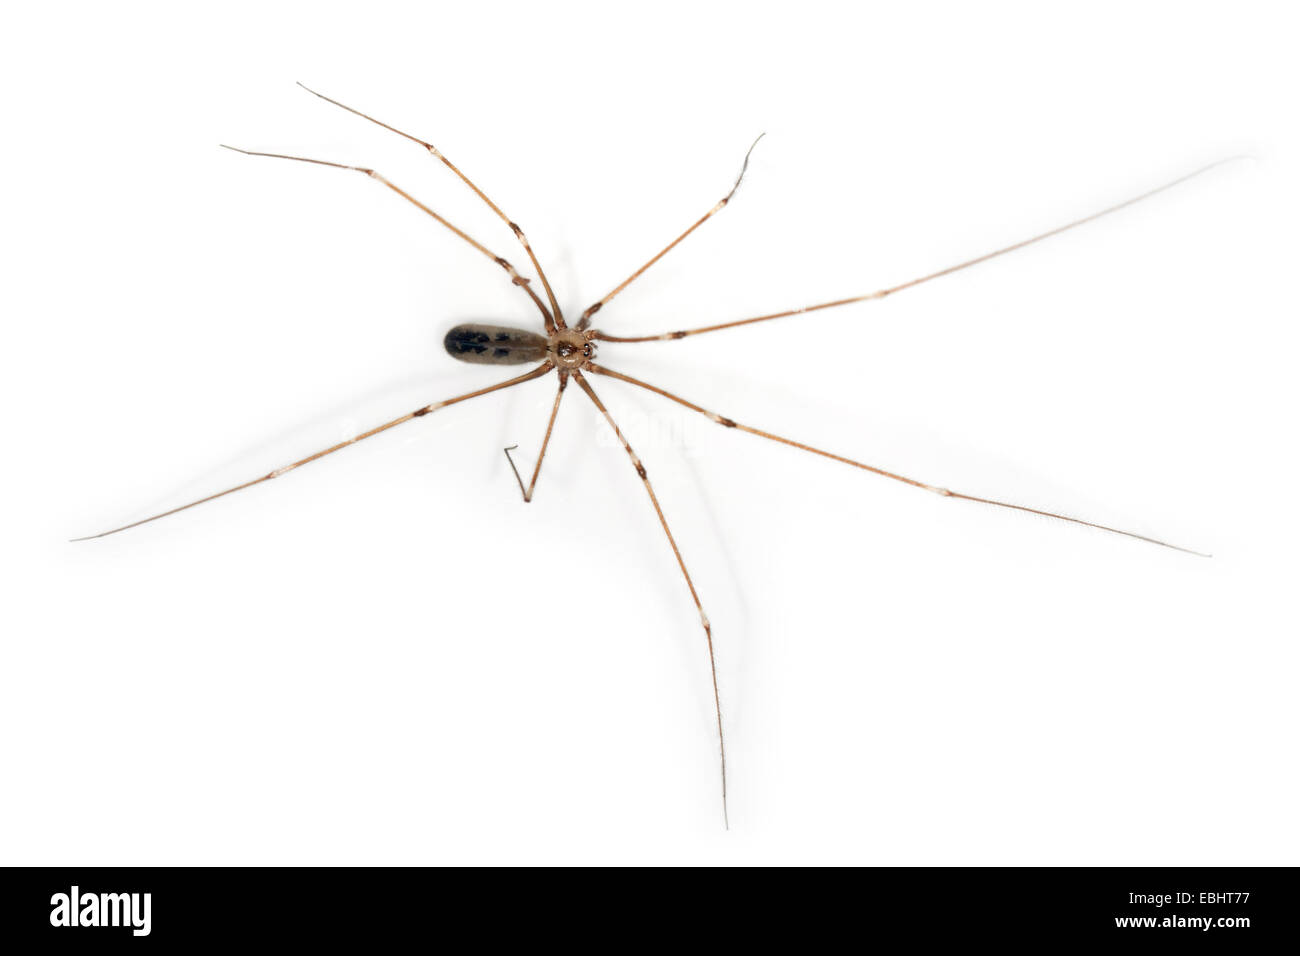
[572,370,730,828]
[74,363,554,541]
[588,363,1208,557]
[504,371,569,502]
[296,84,566,330]
[576,135,765,330]
[592,158,1240,343]
[220,145,555,329]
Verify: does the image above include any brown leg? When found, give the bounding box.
[74,364,554,541]
[296,84,567,330]
[588,363,1207,556]
[575,135,765,330]
[504,371,569,502]
[591,158,1240,343]
[220,145,556,330]
[572,371,730,827]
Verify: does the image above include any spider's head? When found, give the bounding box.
[548,328,596,370]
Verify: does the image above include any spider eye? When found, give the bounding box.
[583,345,593,357]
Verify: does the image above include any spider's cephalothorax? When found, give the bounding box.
[547,328,596,370]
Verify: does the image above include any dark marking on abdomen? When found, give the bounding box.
[444,324,548,365]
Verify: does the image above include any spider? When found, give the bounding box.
[77,84,1222,827]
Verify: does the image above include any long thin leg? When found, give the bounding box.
[575,135,765,331]
[504,371,569,502]
[592,158,1239,343]
[589,363,1208,556]
[296,84,567,330]
[572,371,730,827]
[74,364,554,541]
[220,145,556,330]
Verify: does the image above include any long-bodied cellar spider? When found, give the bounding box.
[77,84,1227,827]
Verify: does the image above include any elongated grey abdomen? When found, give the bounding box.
[443,324,549,365]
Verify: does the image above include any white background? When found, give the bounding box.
[2,2,1296,865]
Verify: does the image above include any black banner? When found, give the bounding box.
[1,866,1294,946]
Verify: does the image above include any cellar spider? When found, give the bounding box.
[76,84,1227,828]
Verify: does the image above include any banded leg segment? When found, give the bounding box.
[592,158,1239,343]
[74,364,554,541]
[504,371,569,502]
[220,145,555,328]
[576,135,765,330]
[296,84,566,330]
[572,371,731,827]
[588,363,1207,556]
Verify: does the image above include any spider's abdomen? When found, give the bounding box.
[443,324,548,365]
